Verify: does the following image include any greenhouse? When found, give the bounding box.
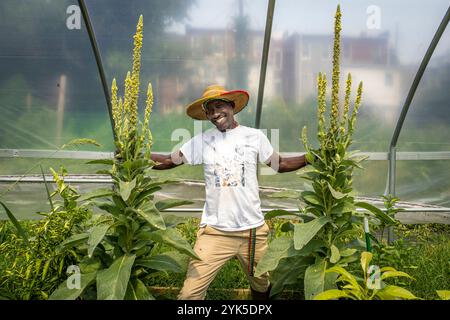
[0,0,449,302]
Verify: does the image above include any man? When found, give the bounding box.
[151,85,309,300]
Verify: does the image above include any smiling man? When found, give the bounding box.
[151,85,310,300]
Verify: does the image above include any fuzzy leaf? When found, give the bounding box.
[134,203,166,230]
[87,223,111,258]
[294,217,330,250]
[304,258,327,300]
[155,199,193,211]
[119,179,136,202]
[49,272,97,300]
[355,201,397,225]
[327,182,347,199]
[78,188,114,202]
[86,159,114,165]
[141,228,199,260]
[255,237,296,276]
[135,253,184,273]
[96,254,136,300]
[301,191,323,206]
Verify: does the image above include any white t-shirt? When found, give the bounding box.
[180,125,274,231]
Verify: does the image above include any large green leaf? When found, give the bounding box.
[86,159,114,165]
[163,215,189,228]
[134,278,155,300]
[78,188,115,202]
[0,201,28,243]
[49,272,97,300]
[119,179,136,202]
[301,191,323,206]
[269,256,313,297]
[141,228,199,260]
[87,223,112,258]
[355,201,397,225]
[314,289,350,300]
[96,254,136,300]
[376,285,419,300]
[134,202,166,230]
[155,199,193,211]
[135,253,184,273]
[59,233,89,249]
[294,216,330,250]
[254,237,296,277]
[125,279,155,300]
[304,258,327,300]
[327,182,347,199]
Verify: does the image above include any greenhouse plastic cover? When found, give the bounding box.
[0,0,449,219]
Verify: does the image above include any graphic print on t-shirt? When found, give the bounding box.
[213,144,246,187]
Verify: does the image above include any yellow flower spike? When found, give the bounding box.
[130,15,143,132]
[117,97,124,150]
[111,78,119,137]
[123,71,133,139]
[340,73,352,141]
[347,81,363,140]
[330,4,342,138]
[141,82,153,147]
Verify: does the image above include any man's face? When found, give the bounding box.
[203,99,235,132]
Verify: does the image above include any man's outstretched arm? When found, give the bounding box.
[266,152,309,173]
[151,151,184,170]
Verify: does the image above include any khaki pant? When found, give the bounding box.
[178,223,270,300]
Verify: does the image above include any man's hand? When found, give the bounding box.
[265,152,308,173]
[151,151,184,170]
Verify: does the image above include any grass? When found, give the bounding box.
[375,224,450,300]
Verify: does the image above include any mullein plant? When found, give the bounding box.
[50,15,198,300]
[255,5,395,300]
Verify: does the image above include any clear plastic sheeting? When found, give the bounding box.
[0,0,449,216]
[0,0,114,152]
[259,0,450,152]
[84,0,268,152]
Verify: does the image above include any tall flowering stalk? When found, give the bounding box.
[111,15,152,162]
[49,15,197,300]
[257,5,395,301]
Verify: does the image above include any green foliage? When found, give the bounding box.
[257,5,372,300]
[372,224,450,300]
[315,251,419,300]
[49,16,196,300]
[0,167,92,300]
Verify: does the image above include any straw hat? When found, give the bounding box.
[186,85,249,120]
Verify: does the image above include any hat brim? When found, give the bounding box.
[186,90,249,120]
